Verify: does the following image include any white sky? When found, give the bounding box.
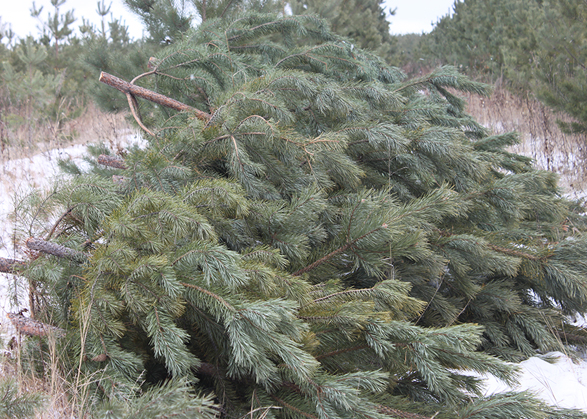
[0,0,455,42]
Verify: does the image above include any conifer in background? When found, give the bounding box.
[289,0,396,62]
[422,0,587,134]
[532,0,587,134]
[9,13,587,419]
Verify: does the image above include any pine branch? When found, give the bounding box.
[556,330,587,345]
[26,237,88,262]
[486,244,544,261]
[99,72,211,121]
[98,154,127,170]
[269,395,317,419]
[292,224,385,276]
[315,345,369,360]
[0,257,25,274]
[436,228,547,262]
[377,405,434,419]
[7,312,65,338]
[112,175,127,185]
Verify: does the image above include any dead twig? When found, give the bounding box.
[26,237,88,262]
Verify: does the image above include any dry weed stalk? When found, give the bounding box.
[465,85,587,199]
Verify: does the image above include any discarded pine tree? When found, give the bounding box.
[10,13,587,419]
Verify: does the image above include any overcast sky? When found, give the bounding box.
[0,0,456,42]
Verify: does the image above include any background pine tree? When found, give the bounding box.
[421,0,587,134]
[8,13,587,419]
[289,0,396,62]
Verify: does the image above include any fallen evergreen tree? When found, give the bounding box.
[9,13,587,418]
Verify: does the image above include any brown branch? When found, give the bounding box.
[0,257,25,274]
[292,243,351,277]
[45,207,73,240]
[7,312,65,338]
[99,72,211,122]
[315,345,369,360]
[486,244,542,261]
[377,405,432,419]
[98,154,127,170]
[179,282,235,311]
[269,395,317,419]
[197,362,219,377]
[126,91,156,137]
[26,237,88,262]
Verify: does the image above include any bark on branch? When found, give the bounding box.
[7,312,66,338]
[0,257,25,274]
[26,237,88,262]
[98,72,211,122]
[98,154,127,170]
[377,406,432,419]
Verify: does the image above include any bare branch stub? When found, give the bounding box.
[7,312,66,338]
[98,154,127,170]
[98,72,211,122]
[26,237,88,262]
[0,257,25,274]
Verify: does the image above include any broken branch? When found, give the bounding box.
[0,257,25,274]
[98,154,127,170]
[26,237,88,262]
[7,312,66,338]
[99,72,211,122]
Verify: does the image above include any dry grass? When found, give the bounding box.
[0,334,73,418]
[0,101,133,164]
[464,85,587,200]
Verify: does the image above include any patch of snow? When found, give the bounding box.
[481,352,587,411]
[0,145,89,319]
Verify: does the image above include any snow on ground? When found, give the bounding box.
[481,352,587,409]
[1,137,587,413]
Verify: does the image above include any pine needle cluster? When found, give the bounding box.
[12,13,587,419]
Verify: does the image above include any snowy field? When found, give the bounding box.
[1,139,587,412]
